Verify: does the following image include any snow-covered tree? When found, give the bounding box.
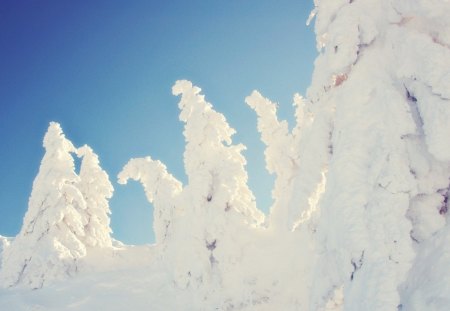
[77,145,114,248]
[169,80,265,294]
[246,91,298,231]
[118,81,265,307]
[0,236,10,271]
[118,156,182,244]
[0,122,88,289]
[173,80,263,225]
[246,91,330,233]
[294,1,450,310]
[1,1,449,310]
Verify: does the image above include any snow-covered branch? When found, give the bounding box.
[174,80,263,224]
[77,145,114,248]
[118,157,182,243]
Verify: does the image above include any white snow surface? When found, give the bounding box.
[1,0,450,310]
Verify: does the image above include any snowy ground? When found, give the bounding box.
[0,234,315,311]
[0,243,174,311]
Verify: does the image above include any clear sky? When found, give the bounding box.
[0,0,316,244]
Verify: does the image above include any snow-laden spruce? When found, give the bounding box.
[293,1,450,310]
[172,80,263,225]
[0,123,114,289]
[118,157,182,244]
[77,145,114,248]
[245,0,450,309]
[118,80,270,308]
[0,236,10,271]
[246,91,329,232]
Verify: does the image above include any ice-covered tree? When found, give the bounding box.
[246,91,330,233]
[169,80,265,294]
[246,91,298,231]
[0,122,87,289]
[0,236,10,271]
[118,156,182,244]
[173,80,263,224]
[1,1,448,309]
[118,81,265,306]
[77,145,114,248]
[295,1,450,310]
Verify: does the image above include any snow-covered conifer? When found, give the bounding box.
[0,122,87,289]
[302,1,450,310]
[246,91,299,231]
[77,145,114,248]
[118,81,265,300]
[118,157,182,244]
[161,81,265,299]
[1,1,448,309]
[173,80,263,224]
[246,91,330,232]
[0,236,10,271]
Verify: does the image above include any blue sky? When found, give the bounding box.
[0,0,316,244]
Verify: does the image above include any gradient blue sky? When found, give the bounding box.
[0,0,316,244]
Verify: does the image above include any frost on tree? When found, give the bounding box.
[246,91,329,232]
[246,91,299,231]
[0,0,448,309]
[296,1,450,310]
[118,157,182,244]
[77,145,114,248]
[0,123,88,289]
[119,80,264,302]
[170,80,264,294]
[0,236,10,271]
[173,80,263,225]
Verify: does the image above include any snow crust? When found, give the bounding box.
[1,0,450,310]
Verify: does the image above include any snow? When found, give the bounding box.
[302,1,450,310]
[77,145,114,248]
[0,243,162,311]
[0,236,10,271]
[0,123,114,290]
[401,225,450,311]
[1,0,450,310]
